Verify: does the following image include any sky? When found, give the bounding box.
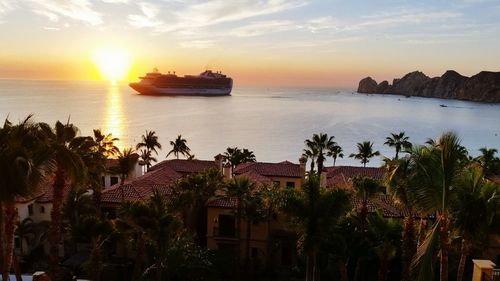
[0,0,499,87]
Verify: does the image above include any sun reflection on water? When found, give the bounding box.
[104,83,124,150]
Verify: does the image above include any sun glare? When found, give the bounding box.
[92,48,131,82]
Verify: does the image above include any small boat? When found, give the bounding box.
[440,104,448,107]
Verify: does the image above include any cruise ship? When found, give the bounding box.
[129,69,233,96]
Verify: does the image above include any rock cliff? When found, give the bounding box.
[357,70,500,103]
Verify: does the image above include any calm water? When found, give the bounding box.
[1,79,499,167]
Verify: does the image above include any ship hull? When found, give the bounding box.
[129,83,232,96]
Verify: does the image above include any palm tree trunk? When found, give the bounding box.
[3,202,17,281]
[378,255,388,281]
[12,253,22,281]
[418,217,427,246]
[456,238,471,281]
[354,258,363,281]
[0,201,8,281]
[49,167,65,280]
[333,158,337,167]
[90,238,101,281]
[132,238,145,281]
[338,260,348,281]
[440,214,449,281]
[402,216,416,281]
[306,253,314,281]
[245,220,252,274]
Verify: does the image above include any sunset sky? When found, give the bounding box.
[0,0,499,87]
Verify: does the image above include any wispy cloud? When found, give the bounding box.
[0,0,15,15]
[128,2,162,28]
[231,20,295,37]
[155,0,306,32]
[352,10,462,30]
[33,9,59,22]
[179,39,216,49]
[28,0,102,25]
[300,16,339,33]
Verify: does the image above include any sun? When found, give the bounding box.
[92,47,132,82]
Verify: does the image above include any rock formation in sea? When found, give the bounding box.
[357,70,500,103]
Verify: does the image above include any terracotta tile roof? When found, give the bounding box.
[237,171,273,186]
[207,197,238,208]
[150,159,217,174]
[325,166,384,188]
[350,194,413,218]
[234,161,302,178]
[15,177,73,204]
[101,165,181,206]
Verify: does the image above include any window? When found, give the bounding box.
[110,176,119,186]
[251,247,258,258]
[14,237,21,249]
[101,176,106,187]
[286,181,295,188]
[28,204,34,216]
[40,206,45,214]
[217,215,236,237]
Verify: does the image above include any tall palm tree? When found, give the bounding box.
[451,166,499,281]
[305,133,336,174]
[167,135,191,159]
[327,144,344,167]
[0,116,50,281]
[384,131,412,159]
[411,132,467,281]
[349,141,381,167]
[136,130,162,170]
[38,120,87,280]
[385,156,418,281]
[226,177,257,269]
[283,174,351,281]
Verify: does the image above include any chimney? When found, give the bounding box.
[214,154,224,172]
[299,156,307,184]
[223,163,232,180]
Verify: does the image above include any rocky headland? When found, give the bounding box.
[357,70,500,103]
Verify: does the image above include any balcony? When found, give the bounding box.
[213,226,237,241]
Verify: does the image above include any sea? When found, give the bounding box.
[1,79,499,167]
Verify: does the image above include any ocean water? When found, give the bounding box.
[0,79,499,167]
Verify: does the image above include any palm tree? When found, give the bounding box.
[327,144,344,167]
[302,146,319,173]
[385,156,418,281]
[170,169,222,246]
[117,190,178,281]
[451,166,499,281]
[223,147,256,173]
[167,135,191,159]
[136,130,162,170]
[283,174,351,281]
[384,131,412,159]
[112,147,138,186]
[305,133,336,174]
[476,147,499,176]
[411,132,468,281]
[139,149,156,173]
[226,176,257,270]
[349,141,381,167]
[0,116,50,281]
[38,120,87,279]
[368,211,402,281]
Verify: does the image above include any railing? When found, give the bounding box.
[483,269,500,281]
[492,269,500,281]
